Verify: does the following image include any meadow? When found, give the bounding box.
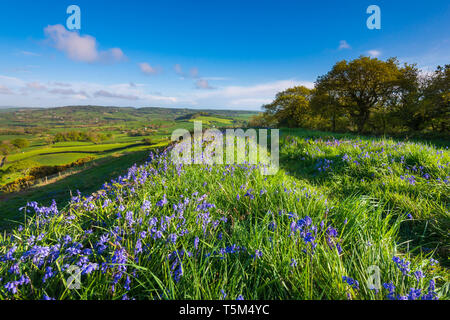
[0,106,255,225]
[0,128,448,300]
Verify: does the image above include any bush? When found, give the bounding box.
[11,138,29,149]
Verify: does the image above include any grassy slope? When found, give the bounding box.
[0,150,153,228]
[280,129,450,260]
[0,129,448,300]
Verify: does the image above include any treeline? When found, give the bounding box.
[250,57,449,136]
[175,112,211,121]
[51,131,112,143]
[0,127,47,135]
[126,128,157,137]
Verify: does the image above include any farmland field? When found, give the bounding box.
[0,126,448,300]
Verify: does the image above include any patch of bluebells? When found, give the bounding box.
[289,215,317,253]
[316,159,333,173]
[342,276,359,290]
[392,256,411,275]
[383,279,438,300]
[0,145,445,299]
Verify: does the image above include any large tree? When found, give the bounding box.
[390,63,425,133]
[262,86,314,128]
[314,56,401,133]
[422,65,450,133]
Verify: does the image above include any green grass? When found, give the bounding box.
[0,130,448,300]
[189,116,233,125]
[280,129,450,251]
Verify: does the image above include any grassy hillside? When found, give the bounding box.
[0,129,448,300]
[0,106,255,202]
[0,150,153,228]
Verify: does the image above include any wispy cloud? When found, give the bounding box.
[174,64,184,76]
[139,62,159,75]
[48,88,89,99]
[338,40,351,50]
[195,79,214,90]
[19,50,41,57]
[44,24,126,63]
[52,82,72,87]
[367,50,381,57]
[190,67,199,78]
[93,90,139,100]
[0,73,312,110]
[185,79,314,109]
[0,85,13,95]
[174,64,200,79]
[0,75,25,86]
[26,81,47,90]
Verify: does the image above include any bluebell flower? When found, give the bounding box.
[393,256,410,275]
[342,276,359,290]
[290,258,297,267]
[194,237,199,250]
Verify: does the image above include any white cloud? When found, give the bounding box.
[367,50,381,57]
[20,51,41,57]
[93,90,139,100]
[190,67,199,78]
[44,24,126,63]
[48,88,89,99]
[52,82,72,87]
[0,73,311,110]
[338,40,351,50]
[0,74,178,107]
[202,76,231,81]
[0,85,13,95]
[185,79,314,109]
[26,81,47,90]
[0,75,25,86]
[174,64,201,79]
[139,62,158,75]
[174,64,184,76]
[195,79,214,90]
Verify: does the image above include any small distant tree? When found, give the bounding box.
[45,136,55,145]
[142,137,156,145]
[248,113,270,127]
[11,138,29,149]
[0,143,12,156]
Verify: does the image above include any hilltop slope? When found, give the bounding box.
[0,131,448,300]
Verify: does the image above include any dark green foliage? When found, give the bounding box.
[255,57,449,137]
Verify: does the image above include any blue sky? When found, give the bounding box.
[0,0,449,110]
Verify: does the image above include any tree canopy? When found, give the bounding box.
[252,57,449,136]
